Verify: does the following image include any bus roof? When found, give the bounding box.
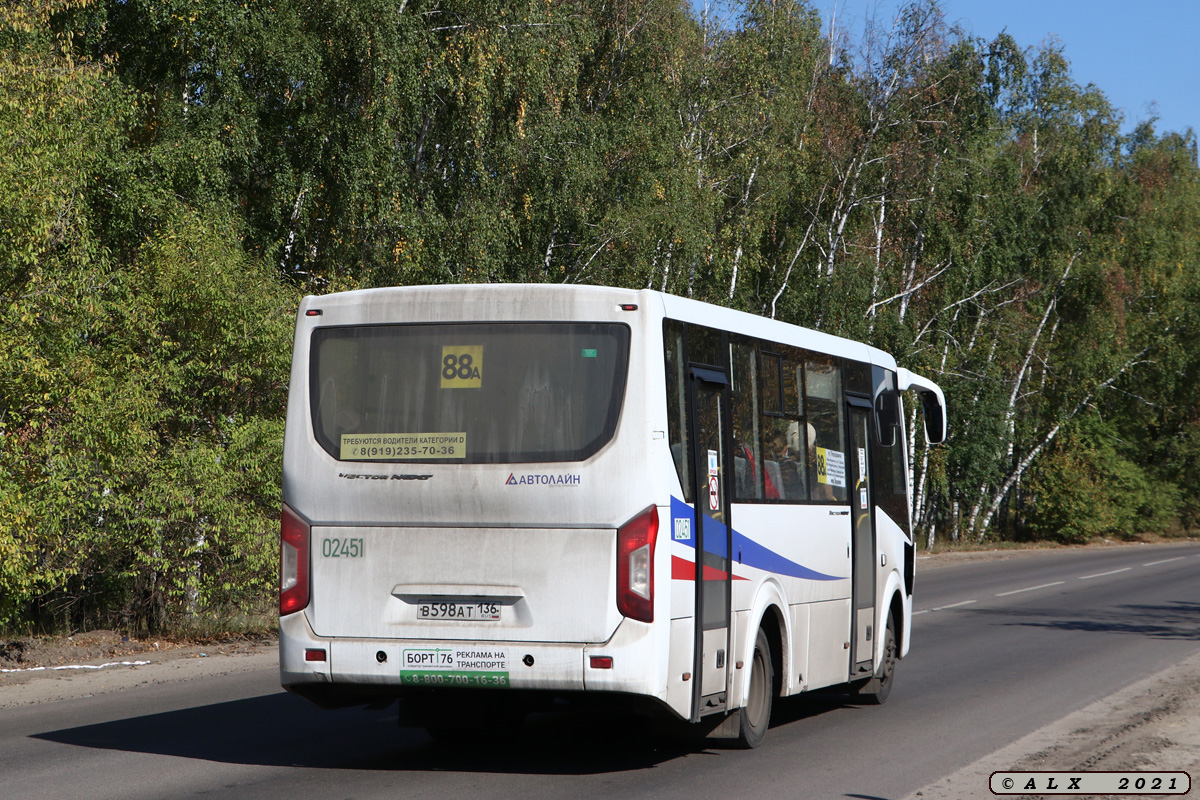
[300,283,898,371]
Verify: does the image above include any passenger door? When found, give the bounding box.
[847,400,876,677]
[688,367,732,719]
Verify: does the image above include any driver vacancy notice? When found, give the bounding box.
[340,433,465,460]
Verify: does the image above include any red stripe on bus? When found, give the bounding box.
[671,555,748,581]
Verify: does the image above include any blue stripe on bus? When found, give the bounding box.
[669,496,845,582]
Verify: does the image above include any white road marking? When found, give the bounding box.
[1144,557,1186,567]
[930,600,977,611]
[1079,567,1132,580]
[915,553,1197,616]
[995,581,1065,597]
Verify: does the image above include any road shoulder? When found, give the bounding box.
[0,635,278,709]
[904,647,1200,800]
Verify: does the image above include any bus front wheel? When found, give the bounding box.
[735,627,774,748]
[855,611,897,705]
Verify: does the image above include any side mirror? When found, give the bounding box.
[920,390,947,444]
[895,368,948,445]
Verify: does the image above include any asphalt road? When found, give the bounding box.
[4,542,1198,800]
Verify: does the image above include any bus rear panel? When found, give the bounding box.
[280,286,677,715]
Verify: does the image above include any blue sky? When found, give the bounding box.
[823,0,1198,136]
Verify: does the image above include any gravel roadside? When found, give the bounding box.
[0,632,278,709]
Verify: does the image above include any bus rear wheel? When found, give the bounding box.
[735,627,774,748]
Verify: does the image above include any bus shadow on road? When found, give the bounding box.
[31,689,843,774]
[987,601,1200,641]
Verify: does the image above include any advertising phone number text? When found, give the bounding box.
[348,446,459,458]
[400,671,509,687]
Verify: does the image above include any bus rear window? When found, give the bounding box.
[309,322,630,463]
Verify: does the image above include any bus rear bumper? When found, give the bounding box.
[280,612,668,710]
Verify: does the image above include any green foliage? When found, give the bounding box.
[1,200,293,632]
[92,207,292,631]
[1026,420,1179,544]
[0,0,124,627]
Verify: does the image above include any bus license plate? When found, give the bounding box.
[417,601,502,621]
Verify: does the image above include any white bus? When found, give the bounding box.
[279,283,946,747]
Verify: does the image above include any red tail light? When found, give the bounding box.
[280,504,310,616]
[616,505,658,623]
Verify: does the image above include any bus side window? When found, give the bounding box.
[760,353,781,415]
[780,419,808,501]
[756,347,808,503]
[761,416,805,501]
[663,320,692,502]
[779,350,806,501]
[730,338,763,501]
[782,358,802,417]
[757,353,783,500]
[804,355,847,503]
